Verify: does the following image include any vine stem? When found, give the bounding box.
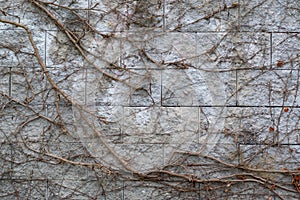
[0,17,139,175]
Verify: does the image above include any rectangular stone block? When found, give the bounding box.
[218,107,300,145]
[280,195,300,200]
[81,32,123,69]
[76,105,122,144]
[114,143,164,171]
[196,32,270,70]
[70,68,102,106]
[87,141,164,172]
[275,108,300,144]
[200,107,277,144]
[128,69,161,106]
[0,67,10,96]
[123,181,167,200]
[123,107,199,144]
[121,32,248,70]
[240,0,300,32]
[240,144,300,171]
[200,193,273,200]
[0,105,41,142]
[0,180,46,199]
[76,139,119,168]
[47,179,119,199]
[47,141,90,159]
[196,33,227,69]
[5,0,63,30]
[46,0,89,31]
[144,32,198,67]
[16,119,49,141]
[11,67,47,105]
[164,142,200,164]
[272,33,300,69]
[10,143,90,180]
[74,104,123,144]
[219,107,300,145]
[46,105,75,138]
[164,143,239,178]
[47,67,79,101]
[199,106,230,135]
[75,68,160,107]
[95,69,130,106]
[239,144,300,197]
[88,0,127,32]
[0,1,17,29]
[47,31,121,78]
[162,69,236,106]
[89,0,163,32]
[120,31,160,69]
[237,69,300,106]
[165,0,238,32]
[123,107,163,143]
[95,105,123,143]
[46,30,84,68]
[124,0,164,31]
[124,181,201,200]
[0,142,12,179]
[0,29,45,66]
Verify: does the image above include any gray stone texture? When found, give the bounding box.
[0,0,300,199]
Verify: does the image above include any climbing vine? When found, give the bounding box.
[0,0,299,199]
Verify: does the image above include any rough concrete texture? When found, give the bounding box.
[0,0,300,199]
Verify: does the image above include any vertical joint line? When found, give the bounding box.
[87,0,90,24]
[122,181,125,200]
[235,69,238,106]
[45,103,49,126]
[160,69,163,106]
[270,32,273,67]
[9,66,12,178]
[9,67,12,97]
[46,179,49,200]
[198,107,200,144]
[238,0,241,32]
[237,143,241,164]
[163,0,166,31]
[85,69,87,105]
[44,31,47,66]
[162,143,165,165]
[120,106,124,143]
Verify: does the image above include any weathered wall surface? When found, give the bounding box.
[0,0,300,199]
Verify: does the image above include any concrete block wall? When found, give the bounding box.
[0,0,300,199]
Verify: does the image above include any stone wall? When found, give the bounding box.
[0,0,300,199]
